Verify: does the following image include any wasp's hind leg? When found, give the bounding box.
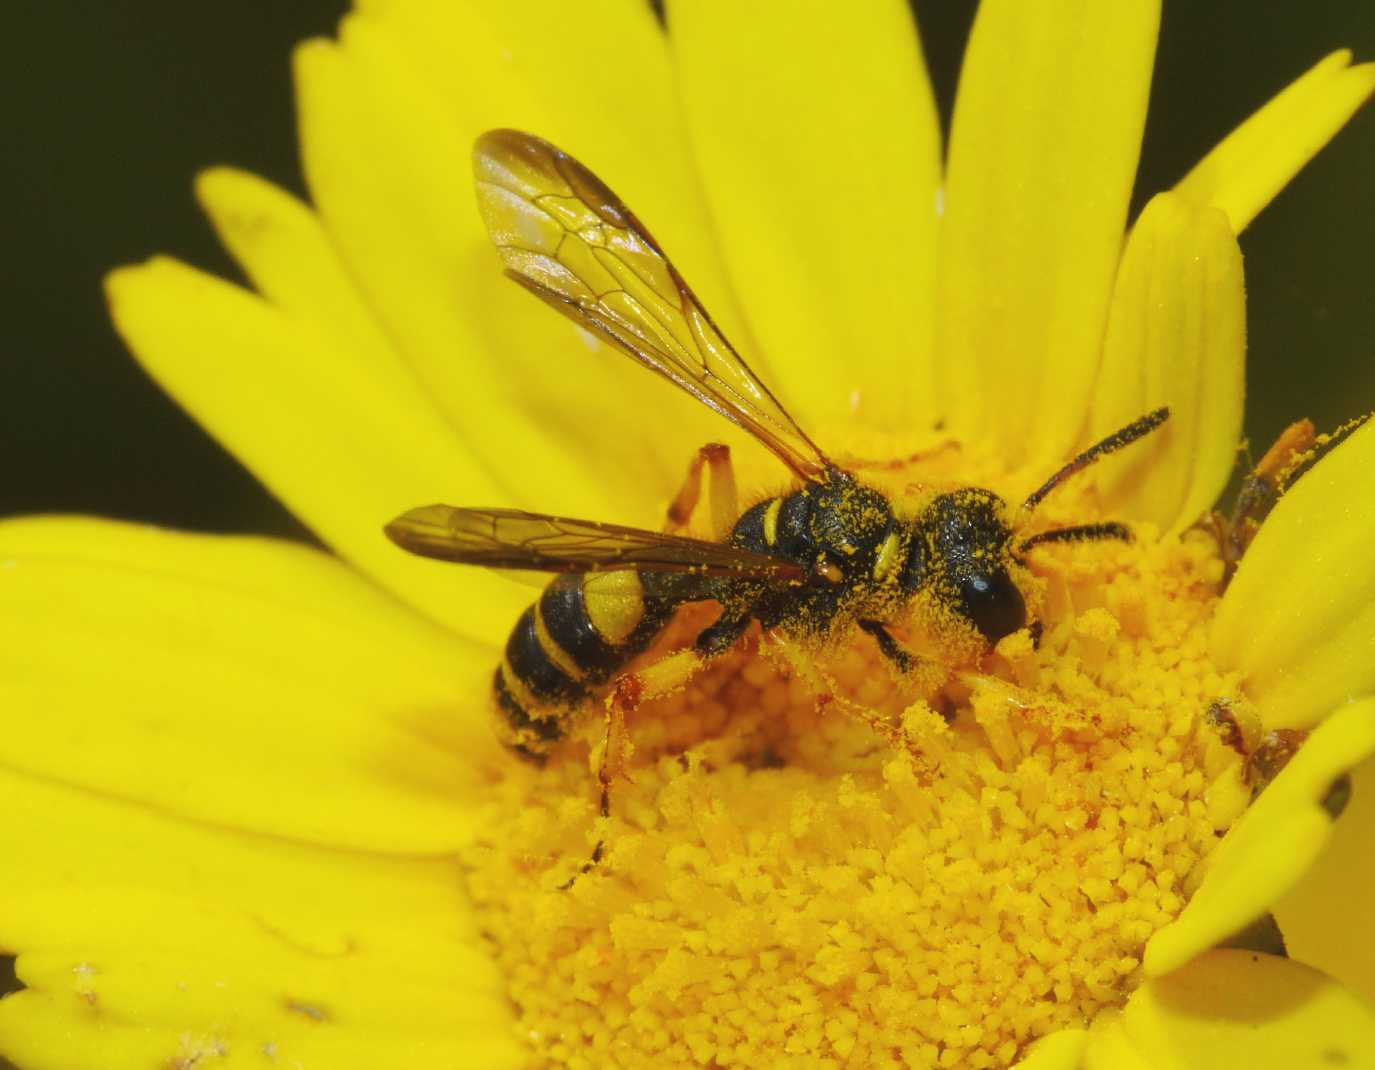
[666,443,738,539]
[564,624,749,889]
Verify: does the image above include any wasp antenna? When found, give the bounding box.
[1022,407,1170,512]
[1019,522,1132,555]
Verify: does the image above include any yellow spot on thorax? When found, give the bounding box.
[872,530,901,581]
[761,496,783,546]
[467,437,1251,1070]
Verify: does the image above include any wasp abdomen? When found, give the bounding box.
[539,573,630,681]
[494,571,673,760]
[493,666,564,760]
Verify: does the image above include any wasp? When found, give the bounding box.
[385,130,1167,852]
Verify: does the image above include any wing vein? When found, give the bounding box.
[385,505,806,582]
[472,128,832,483]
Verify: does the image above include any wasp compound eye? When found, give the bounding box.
[958,570,1026,642]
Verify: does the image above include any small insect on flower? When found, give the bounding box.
[1213,411,1371,585]
[384,130,1168,876]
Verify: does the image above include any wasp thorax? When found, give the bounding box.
[805,473,897,577]
[911,488,1026,642]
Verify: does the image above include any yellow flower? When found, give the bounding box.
[3,2,1375,1068]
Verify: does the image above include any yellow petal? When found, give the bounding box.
[1176,50,1375,233]
[669,0,942,432]
[1082,1013,1155,1070]
[0,769,523,1070]
[1085,950,1375,1069]
[1087,193,1245,531]
[1212,418,1375,730]
[105,256,529,643]
[293,12,750,520]
[0,515,509,852]
[352,0,735,325]
[1276,750,1375,1007]
[195,166,409,396]
[1144,699,1375,978]
[936,0,1159,462]
[1012,1029,1089,1070]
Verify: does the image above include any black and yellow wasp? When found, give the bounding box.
[386,129,1167,771]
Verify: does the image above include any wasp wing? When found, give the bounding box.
[385,505,806,582]
[472,128,831,484]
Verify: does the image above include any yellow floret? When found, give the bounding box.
[465,450,1251,1069]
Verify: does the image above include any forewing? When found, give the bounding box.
[473,128,831,483]
[385,505,806,582]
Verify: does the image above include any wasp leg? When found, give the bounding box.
[770,633,921,760]
[693,608,753,657]
[857,619,916,674]
[665,443,738,539]
[563,644,731,889]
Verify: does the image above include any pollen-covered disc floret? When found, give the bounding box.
[465,445,1254,1070]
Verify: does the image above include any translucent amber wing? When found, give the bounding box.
[472,128,831,483]
[385,505,805,582]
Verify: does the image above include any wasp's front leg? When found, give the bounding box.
[566,620,750,889]
[857,619,917,674]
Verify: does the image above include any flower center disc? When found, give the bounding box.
[464,446,1249,1069]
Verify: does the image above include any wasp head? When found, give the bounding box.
[904,488,1027,643]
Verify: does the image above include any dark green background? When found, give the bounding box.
[5,3,1374,540]
[0,0,1372,1049]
